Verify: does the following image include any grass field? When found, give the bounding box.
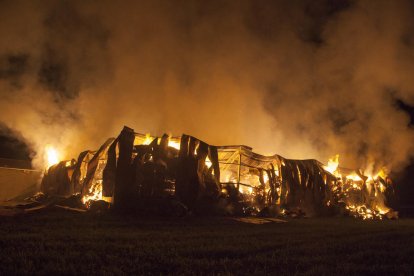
[0,211,413,275]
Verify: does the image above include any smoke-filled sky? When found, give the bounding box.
[1,0,414,172]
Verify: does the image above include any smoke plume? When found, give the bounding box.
[1,0,414,172]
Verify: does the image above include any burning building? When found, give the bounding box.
[40,126,397,219]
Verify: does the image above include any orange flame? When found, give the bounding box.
[45,145,59,168]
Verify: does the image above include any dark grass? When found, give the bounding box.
[0,212,413,275]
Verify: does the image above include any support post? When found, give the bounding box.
[237,147,241,190]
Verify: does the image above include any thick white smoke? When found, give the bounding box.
[0,0,414,172]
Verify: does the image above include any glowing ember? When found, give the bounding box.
[346,173,363,182]
[82,180,102,205]
[168,140,180,150]
[45,145,59,168]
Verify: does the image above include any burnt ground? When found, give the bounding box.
[0,212,413,275]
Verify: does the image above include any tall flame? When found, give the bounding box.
[45,145,59,168]
[324,154,339,174]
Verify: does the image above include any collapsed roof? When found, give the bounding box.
[41,126,397,219]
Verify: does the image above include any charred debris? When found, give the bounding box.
[35,126,397,219]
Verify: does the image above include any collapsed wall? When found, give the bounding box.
[41,126,397,218]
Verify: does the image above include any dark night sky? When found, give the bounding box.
[0,124,31,160]
[1,0,414,205]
